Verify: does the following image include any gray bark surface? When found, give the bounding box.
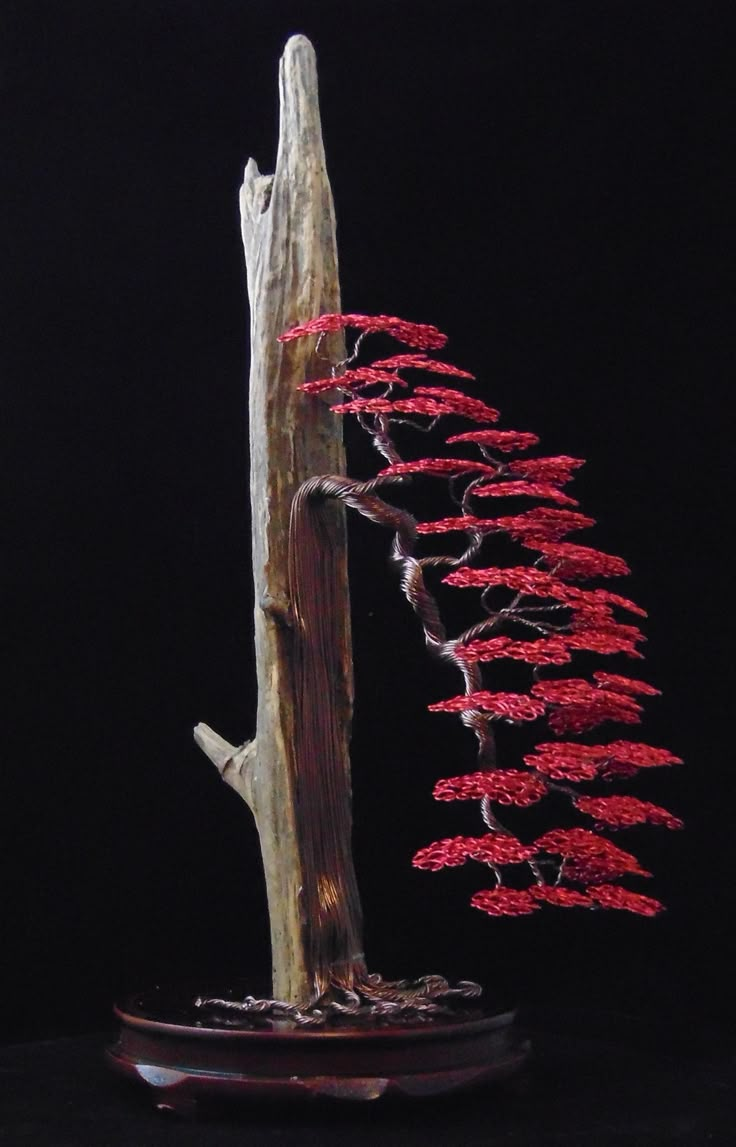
[195,35,362,1007]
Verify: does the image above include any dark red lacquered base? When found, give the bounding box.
[107,983,529,1111]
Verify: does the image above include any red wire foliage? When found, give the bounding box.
[280,312,682,919]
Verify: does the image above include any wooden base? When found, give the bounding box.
[106,984,530,1111]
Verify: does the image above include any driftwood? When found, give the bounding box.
[194,35,364,1007]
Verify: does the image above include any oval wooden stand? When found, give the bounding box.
[107,984,530,1111]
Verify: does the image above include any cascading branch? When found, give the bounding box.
[280,311,682,921]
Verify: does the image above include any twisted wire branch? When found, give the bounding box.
[296,473,449,652]
[296,472,509,771]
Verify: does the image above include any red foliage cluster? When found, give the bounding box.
[445,567,643,615]
[331,396,440,417]
[447,428,540,452]
[471,883,664,916]
[428,690,546,721]
[371,353,475,379]
[445,565,649,663]
[331,395,498,422]
[562,585,647,618]
[472,480,580,506]
[492,507,596,541]
[378,458,497,478]
[412,834,537,870]
[413,386,501,423]
[471,888,540,916]
[564,629,645,659]
[524,743,606,781]
[525,540,631,579]
[411,836,473,870]
[587,885,664,916]
[299,366,405,394]
[603,741,683,768]
[530,886,593,908]
[468,836,539,864]
[592,672,661,696]
[535,828,650,878]
[456,635,573,666]
[277,312,447,349]
[574,795,683,830]
[507,455,585,484]
[444,564,568,595]
[530,678,644,734]
[433,770,547,806]
[525,740,682,782]
[416,507,595,538]
[547,698,641,737]
[415,515,506,535]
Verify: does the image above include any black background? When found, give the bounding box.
[2,0,732,1048]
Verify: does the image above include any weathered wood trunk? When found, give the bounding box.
[194,35,365,1007]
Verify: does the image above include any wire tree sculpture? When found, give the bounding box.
[192,37,680,1031]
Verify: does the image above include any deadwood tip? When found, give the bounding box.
[279,33,319,96]
[281,33,316,59]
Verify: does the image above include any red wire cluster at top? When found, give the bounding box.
[280,312,683,919]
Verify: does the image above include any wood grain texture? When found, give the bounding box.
[195,35,361,1006]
